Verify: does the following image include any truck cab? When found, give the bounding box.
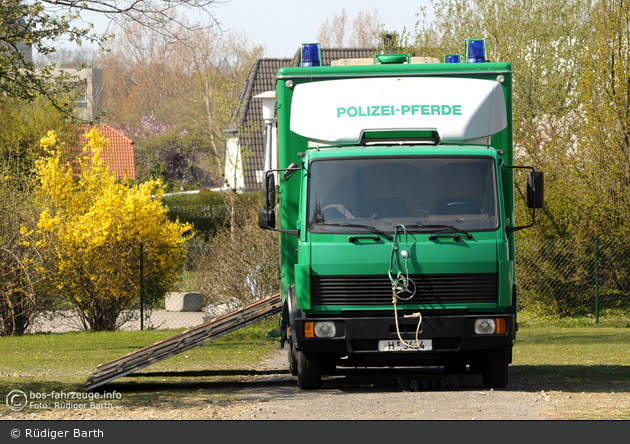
[259,43,543,390]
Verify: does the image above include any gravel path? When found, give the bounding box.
[215,348,558,420]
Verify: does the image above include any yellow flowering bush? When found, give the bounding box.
[31,129,192,331]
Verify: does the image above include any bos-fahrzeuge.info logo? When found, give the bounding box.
[6,389,120,412]
[336,105,463,118]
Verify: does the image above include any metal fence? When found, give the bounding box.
[516,236,630,321]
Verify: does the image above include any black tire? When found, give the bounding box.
[297,350,322,390]
[288,342,298,376]
[482,347,510,389]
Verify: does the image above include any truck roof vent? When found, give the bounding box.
[360,130,441,146]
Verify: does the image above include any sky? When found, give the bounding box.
[211,0,433,58]
[75,0,434,58]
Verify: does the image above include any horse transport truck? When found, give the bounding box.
[258,39,544,390]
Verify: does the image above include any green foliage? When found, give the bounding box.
[0,97,79,182]
[162,191,228,241]
[404,0,592,123]
[578,0,630,237]
[133,125,220,191]
[378,0,602,243]
[0,0,99,114]
[1,1,223,116]
[0,97,74,336]
[162,190,264,241]
[0,180,50,336]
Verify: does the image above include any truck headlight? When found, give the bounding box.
[474,318,496,334]
[313,322,336,338]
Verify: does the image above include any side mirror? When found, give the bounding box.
[283,163,300,181]
[504,165,544,234]
[527,171,544,209]
[263,173,276,210]
[258,209,276,229]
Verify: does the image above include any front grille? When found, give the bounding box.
[311,273,497,305]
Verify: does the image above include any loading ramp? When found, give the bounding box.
[85,292,282,390]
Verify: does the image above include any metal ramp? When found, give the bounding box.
[85,292,282,390]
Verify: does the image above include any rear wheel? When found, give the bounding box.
[297,350,322,390]
[482,347,509,389]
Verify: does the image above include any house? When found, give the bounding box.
[64,67,103,122]
[224,48,377,191]
[79,124,135,180]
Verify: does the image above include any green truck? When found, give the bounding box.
[259,40,543,390]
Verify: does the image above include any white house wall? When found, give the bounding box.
[224,135,245,190]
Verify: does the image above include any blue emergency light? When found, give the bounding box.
[465,38,487,63]
[301,43,321,67]
[444,54,461,63]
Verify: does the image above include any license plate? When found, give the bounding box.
[378,339,432,351]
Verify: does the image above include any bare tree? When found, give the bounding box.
[100,20,261,183]
[317,18,333,47]
[330,9,349,48]
[98,20,192,128]
[317,9,381,48]
[317,9,349,47]
[350,9,381,47]
[38,0,225,41]
[179,30,263,168]
[34,47,99,69]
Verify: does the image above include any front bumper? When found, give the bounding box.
[293,313,514,365]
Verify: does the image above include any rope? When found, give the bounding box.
[389,225,423,349]
[388,225,414,298]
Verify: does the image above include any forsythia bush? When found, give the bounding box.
[30,129,192,331]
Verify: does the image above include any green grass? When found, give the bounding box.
[519,309,630,328]
[511,326,630,420]
[0,316,281,416]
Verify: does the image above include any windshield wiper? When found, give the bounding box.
[318,223,394,241]
[404,224,473,239]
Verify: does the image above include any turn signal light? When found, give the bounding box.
[304,322,314,338]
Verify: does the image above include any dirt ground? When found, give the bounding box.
[5,348,628,421]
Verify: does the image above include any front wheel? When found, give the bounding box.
[482,347,510,389]
[296,350,322,390]
[288,341,298,376]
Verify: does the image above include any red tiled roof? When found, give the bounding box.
[79,124,135,180]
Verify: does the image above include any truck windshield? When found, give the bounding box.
[308,156,499,234]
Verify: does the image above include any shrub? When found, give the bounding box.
[186,191,279,309]
[29,129,192,331]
